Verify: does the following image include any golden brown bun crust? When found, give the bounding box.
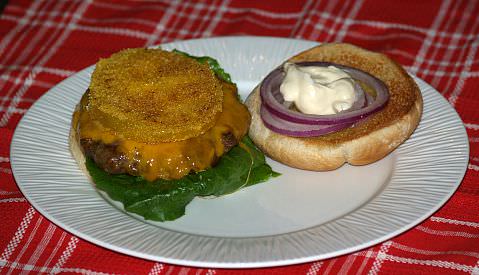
[245,43,423,170]
[69,104,91,182]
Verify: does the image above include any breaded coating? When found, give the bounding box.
[88,48,223,143]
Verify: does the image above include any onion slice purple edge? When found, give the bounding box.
[259,61,390,125]
[260,105,354,137]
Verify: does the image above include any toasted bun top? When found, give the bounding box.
[88,48,223,143]
[245,43,423,171]
[288,43,420,144]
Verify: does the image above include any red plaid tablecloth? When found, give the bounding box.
[1,1,479,274]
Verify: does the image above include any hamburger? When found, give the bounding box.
[245,43,423,170]
[70,48,277,221]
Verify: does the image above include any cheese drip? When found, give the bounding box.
[73,82,250,181]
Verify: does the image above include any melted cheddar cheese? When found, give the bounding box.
[73,81,251,181]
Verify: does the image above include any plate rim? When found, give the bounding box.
[10,35,470,268]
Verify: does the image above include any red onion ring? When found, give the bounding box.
[259,62,389,137]
[260,62,389,125]
[260,105,354,137]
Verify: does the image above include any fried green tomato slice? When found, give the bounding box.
[88,48,223,143]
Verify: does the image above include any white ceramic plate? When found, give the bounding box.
[11,36,469,268]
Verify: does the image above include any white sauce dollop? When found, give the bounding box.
[279,63,356,115]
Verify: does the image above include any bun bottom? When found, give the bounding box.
[245,87,422,171]
[69,106,92,182]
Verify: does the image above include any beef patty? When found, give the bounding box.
[80,132,238,176]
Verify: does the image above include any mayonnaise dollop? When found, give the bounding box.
[279,63,356,115]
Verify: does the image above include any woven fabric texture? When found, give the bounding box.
[1,1,479,274]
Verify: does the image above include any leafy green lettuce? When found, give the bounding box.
[86,137,279,221]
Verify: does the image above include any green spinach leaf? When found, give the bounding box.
[86,137,279,221]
